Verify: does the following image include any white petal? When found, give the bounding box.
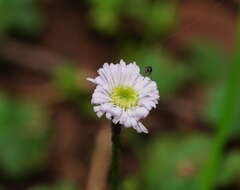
[130,107,149,119]
[138,122,148,133]
[138,99,156,110]
[111,106,122,116]
[91,97,108,105]
[93,106,101,112]
[86,77,96,83]
[96,111,104,118]
[120,59,126,66]
[101,103,113,112]
[119,111,128,125]
[106,112,112,120]
[124,118,132,128]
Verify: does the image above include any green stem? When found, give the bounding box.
[111,123,121,190]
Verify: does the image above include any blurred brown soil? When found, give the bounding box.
[41,0,116,71]
[178,0,236,50]
[0,0,238,189]
[164,0,237,54]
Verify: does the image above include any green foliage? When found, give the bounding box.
[203,84,226,125]
[198,17,240,190]
[29,181,78,190]
[0,0,42,36]
[203,83,240,134]
[121,177,138,190]
[140,134,210,190]
[54,64,82,99]
[122,134,240,190]
[186,41,228,83]
[0,94,50,178]
[54,64,96,119]
[218,152,240,185]
[126,0,177,37]
[188,41,240,134]
[88,0,122,34]
[88,0,177,36]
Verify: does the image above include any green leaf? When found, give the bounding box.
[88,0,121,34]
[198,16,240,190]
[0,94,50,178]
[203,82,240,135]
[54,64,97,119]
[0,0,42,36]
[143,1,177,36]
[186,41,228,83]
[29,181,78,190]
[218,152,240,185]
[140,134,212,190]
[88,0,177,36]
[54,64,82,99]
[121,177,139,190]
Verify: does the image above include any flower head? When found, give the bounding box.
[87,60,160,133]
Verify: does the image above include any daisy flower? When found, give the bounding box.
[87,60,160,133]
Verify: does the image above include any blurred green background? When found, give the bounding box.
[0,0,239,189]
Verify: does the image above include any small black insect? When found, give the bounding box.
[144,66,152,74]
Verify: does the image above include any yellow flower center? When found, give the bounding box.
[111,86,138,109]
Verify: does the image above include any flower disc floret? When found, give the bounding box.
[111,85,138,110]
